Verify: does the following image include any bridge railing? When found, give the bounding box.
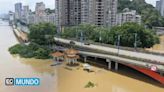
[59,37,164,57]
[55,40,164,66]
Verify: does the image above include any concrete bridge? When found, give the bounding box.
[55,37,164,84]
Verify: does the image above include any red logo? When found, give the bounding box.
[150,65,157,71]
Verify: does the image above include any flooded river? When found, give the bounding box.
[0,20,164,92]
[149,36,164,53]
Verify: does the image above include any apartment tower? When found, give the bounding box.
[56,0,117,27]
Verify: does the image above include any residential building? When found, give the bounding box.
[8,11,14,25]
[35,2,46,16]
[15,3,22,20]
[156,0,161,11]
[116,8,141,25]
[28,14,36,24]
[156,0,164,16]
[47,13,56,24]
[161,0,164,16]
[35,2,46,23]
[14,2,57,25]
[56,0,118,27]
[21,5,30,24]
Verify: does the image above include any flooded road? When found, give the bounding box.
[0,20,164,92]
[150,36,164,52]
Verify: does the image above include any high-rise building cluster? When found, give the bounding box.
[56,0,118,27]
[14,2,56,25]
[156,0,164,16]
[9,0,141,27]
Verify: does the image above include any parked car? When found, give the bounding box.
[84,42,91,45]
[70,40,75,45]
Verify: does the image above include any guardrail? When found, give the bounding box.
[55,40,164,66]
[60,37,164,56]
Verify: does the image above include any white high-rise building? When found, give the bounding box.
[156,0,164,16]
[21,5,30,24]
[35,2,46,16]
[116,8,141,25]
[34,2,56,24]
[161,0,164,16]
[8,11,14,25]
[15,3,22,20]
[15,2,56,25]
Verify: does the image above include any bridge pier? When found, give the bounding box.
[106,59,111,70]
[84,56,87,63]
[115,62,118,71]
[94,57,97,60]
[160,72,164,76]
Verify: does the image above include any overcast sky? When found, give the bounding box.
[0,0,158,14]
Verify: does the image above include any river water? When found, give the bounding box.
[0,20,164,92]
[148,36,164,53]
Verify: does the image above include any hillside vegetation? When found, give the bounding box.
[118,0,164,28]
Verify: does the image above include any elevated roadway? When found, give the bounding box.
[55,37,164,64]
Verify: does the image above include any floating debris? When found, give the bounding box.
[85,81,96,88]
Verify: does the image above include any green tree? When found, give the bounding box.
[28,23,56,45]
[34,47,51,59]
[118,0,164,28]
[110,22,159,48]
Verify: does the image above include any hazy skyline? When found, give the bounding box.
[0,0,55,14]
[0,0,158,14]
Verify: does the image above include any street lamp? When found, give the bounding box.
[117,35,121,55]
[76,26,78,40]
[134,33,137,50]
[80,31,83,46]
[99,30,102,43]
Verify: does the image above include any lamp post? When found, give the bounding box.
[117,35,121,55]
[99,30,102,43]
[134,33,137,50]
[80,31,83,46]
[76,26,78,40]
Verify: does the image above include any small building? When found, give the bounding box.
[64,49,79,64]
[51,51,64,62]
[116,8,141,25]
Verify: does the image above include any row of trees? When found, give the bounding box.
[61,23,159,48]
[118,0,164,28]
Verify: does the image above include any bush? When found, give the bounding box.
[34,47,51,59]
[9,43,52,59]
[9,44,24,54]
[85,81,95,88]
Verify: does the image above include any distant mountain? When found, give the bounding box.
[118,0,164,28]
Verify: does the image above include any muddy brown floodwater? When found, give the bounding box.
[0,20,164,92]
[150,36,164,52]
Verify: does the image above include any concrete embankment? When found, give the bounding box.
[12,25,28,43]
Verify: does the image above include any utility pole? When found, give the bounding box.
[99,30,102,43]
[76,27,78,40]
[80,31,83,46]
[117,35,120,55]
[134,33,137,50]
